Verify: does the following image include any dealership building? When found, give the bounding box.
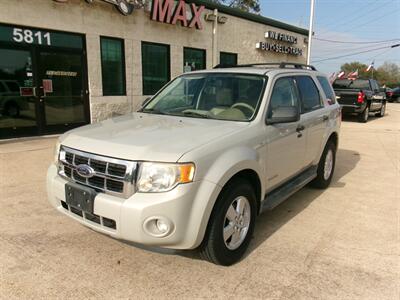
[0,0,308,139]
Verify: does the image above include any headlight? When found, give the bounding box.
[53,140,61,164]
[137,162,195,193]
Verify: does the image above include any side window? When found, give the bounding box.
[296,76,322,113]
[0,82,6,93]
[317,76,336,103]
[372,80,379,91]
[268,77,299,118]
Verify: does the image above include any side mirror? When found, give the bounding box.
[141,97,152,107]
[267,106,300,124]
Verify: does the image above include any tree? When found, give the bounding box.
[211,0,261,13]
[340,61,400,87]
[340,61,369,78]
[376,62,400,88]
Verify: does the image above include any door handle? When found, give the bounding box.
[296,125,305,132]
[322,115,329,121]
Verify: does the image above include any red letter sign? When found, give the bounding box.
[188,3,205,29]
[171,0,188,27]
[151,0,174,23]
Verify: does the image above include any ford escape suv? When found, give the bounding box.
[47,62,341,265]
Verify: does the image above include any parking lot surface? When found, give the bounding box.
[1,104,399,299]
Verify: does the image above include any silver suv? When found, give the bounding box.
[47,63,341,265]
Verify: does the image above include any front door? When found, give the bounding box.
[265,76,307,191]
[37,50,88,134]
[0,23,89,139]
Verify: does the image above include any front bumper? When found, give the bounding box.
[47,164,221,249]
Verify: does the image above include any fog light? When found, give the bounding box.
[143,217,174,238]
[156,219,169,233]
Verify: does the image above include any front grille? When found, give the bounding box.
[61,201,116,230]
[58,146,137,198]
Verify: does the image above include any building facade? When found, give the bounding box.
[0,0,308,139]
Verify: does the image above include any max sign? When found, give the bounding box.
[151,0,205,30]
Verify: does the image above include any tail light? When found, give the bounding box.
[357,91,365,103]
[388,91,393,97]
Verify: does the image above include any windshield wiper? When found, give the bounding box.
[182,111,213,119]
[141,108,168,115]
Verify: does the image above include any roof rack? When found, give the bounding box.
[213,62,317,71]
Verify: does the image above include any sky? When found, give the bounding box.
[259,0,400,74]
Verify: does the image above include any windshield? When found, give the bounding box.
[142,73,267,121]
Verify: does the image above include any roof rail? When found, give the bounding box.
[213,62,317,71]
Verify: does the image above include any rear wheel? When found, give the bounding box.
[311,141,336,189]
[376,101,386,117]
[199,179,256,266]
[358,105,369,123]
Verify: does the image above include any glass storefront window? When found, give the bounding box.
[0,48,37,135]
[183,47,206,72]
[100,37,126,96]
[220,52,238,67]
[142,42,170,95]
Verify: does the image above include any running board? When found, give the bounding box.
[260,166,317,212]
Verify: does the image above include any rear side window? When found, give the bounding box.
[295,76,322,113]
[317,76,336,103]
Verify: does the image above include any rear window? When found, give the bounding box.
[296,76,322,113]
[333,79,370,90]
[317,76,335,103]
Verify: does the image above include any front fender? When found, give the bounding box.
[182,146,266,248]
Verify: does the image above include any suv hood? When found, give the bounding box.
[60,112,247,162]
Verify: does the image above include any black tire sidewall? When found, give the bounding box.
[205,180,257,265]
[359,105,369,122]
[313,141,336,189]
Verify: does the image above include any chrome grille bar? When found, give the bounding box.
[58,146,137,198]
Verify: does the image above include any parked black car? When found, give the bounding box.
[333,78,386,122]
[388,87,400,102]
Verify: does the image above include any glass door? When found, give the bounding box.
[37,50,88,133]
[0,47,38,139]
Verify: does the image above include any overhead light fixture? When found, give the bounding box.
[217,16,228,24]
[205,13,216,22]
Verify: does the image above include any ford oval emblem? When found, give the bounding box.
[76,164,95,178]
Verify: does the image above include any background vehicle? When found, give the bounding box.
[0,80,29,117]
[47,63,341,265]
[333,78,386,122]
[388,87,400,102]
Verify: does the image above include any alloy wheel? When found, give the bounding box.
[223,196,251,250]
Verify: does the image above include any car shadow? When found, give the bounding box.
[341,113,382,123]
[117,148,360,263]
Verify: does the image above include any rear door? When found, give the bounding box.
[295,75,329,166]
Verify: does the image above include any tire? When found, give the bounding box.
[5,102,20,117]
[376,101,386,117]
[311,141,336,189]
[199,179,257,266]
[358,105,369,123]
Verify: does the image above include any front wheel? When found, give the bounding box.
[199,179,256,266]
[311,141,336,189]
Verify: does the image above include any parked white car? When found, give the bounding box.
[47,63,341,265]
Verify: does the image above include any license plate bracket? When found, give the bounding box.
[65,182,97,214]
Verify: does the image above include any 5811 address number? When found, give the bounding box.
[13,28,51,46]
